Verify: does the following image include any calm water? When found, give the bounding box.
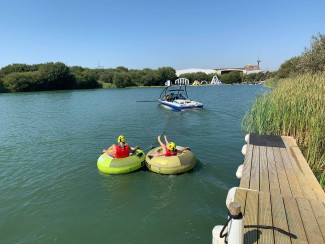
[0,85,268,243]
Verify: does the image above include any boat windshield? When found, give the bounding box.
[159,85,188,102]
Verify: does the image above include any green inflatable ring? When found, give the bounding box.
[97,149,146,174]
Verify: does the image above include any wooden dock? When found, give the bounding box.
[234,135,325,243]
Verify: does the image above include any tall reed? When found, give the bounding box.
[242,72,325,188]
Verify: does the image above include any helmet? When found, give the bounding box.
[118,135,126,143]
[168,142,176,151]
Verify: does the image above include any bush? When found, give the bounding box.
[277,56,301,78]
[3,72,41,92]
[113,72,132,88]
[38,62,74,90]
[74,69,100,89]
[0,63,39,77]
[220,71,241,84]
[298,33,325,74]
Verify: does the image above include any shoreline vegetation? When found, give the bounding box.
[243,33,325,188]
[263,78,280,89]
[0,63,272,93]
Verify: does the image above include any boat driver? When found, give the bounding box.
[147,135,190,157]
[103,135,139,158]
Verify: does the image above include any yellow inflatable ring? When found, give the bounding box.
[145,146,196,174]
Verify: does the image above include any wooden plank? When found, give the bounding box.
[296,197,324,243]
[283,196,308,244]
[309,198,325,241]
[258,192,274,243]
[267,147,281,195]
[283,137,324,194]
[281,136,305,175]
[249,146,260,191]
[273,147,292,196]
[240,144,254,189]
[291,146,325,201]
[244,190,259,244]
[280,148,304,198]
[271,194,291,244]
[281,136,318,200]
[234,188,247,216]
[259,146,270,193]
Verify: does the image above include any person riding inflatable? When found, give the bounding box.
[166,142,178,156]
[147,135,190,157]
[103,135,139,159]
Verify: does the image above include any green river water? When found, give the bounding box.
[0,85,268,243]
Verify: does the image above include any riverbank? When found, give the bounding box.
[243,72,325,189]
[263,78,280,89]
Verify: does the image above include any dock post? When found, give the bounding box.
[212,225,226,244]
[241,144,247,155]
[227,202,244,244]
[236,165,243,179]
[245,134,250,144]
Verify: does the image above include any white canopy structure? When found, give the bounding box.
[175,78,189,86]
[211,76,222,85]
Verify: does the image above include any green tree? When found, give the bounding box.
[99,71,115,84]
[220,71,241,84]
[128,69,143,86]
[277,56,301,78]
[38,62,73,90]
[298,33,325,74]
[70,66,84,74]
[116,66,129,72]
[246,73,257,82]
[3,72,40,92]
[255,72,265,81]
[179,73,195,83]
[74,69,100,89]
[0,63,39,77]
[157,67,177,86]
[142,68,158,86]
[113,72,131,88]
[0,78,6,92]
[265,71,278,79]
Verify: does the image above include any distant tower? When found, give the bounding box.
[98,61,104,69]
[257,58,261,67]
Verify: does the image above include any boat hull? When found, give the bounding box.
[158,100,203,111]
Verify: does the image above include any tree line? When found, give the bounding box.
[0,64,177,92]
[0,61,276,93]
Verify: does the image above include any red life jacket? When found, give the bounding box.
[115,144,130,158]
[166,149,178,157]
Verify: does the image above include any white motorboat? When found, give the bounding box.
[158,85,203,111]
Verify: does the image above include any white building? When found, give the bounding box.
[176,65,262,76]
[176,68,218,77]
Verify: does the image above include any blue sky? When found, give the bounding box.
[1,0,324,71]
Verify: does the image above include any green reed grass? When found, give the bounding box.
[242,73,325,188]
[263,78,281,89]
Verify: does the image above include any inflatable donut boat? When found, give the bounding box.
[145,146,196,174]
[97,149,146,174]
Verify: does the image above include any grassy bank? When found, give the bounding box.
[242,72,325,188]
[263,78,281,89]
